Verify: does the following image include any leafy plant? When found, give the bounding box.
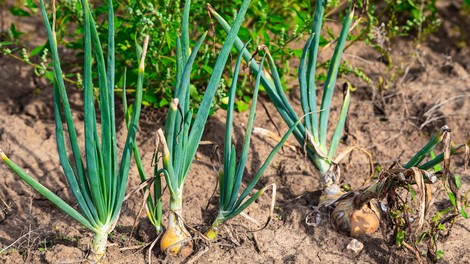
[360,0,442,89]
[104,0,316,110]
[0,0,77,84]
[149,0,252,256]
[209,1,469,255]
[122,72,163,235]
[1,0,318,111]
[0,0,149,261]
[210,0,355,209]
[204,44,300,240]
[339,126,469,262]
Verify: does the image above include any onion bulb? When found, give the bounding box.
[331,196,381,237]
[160,211,192,256]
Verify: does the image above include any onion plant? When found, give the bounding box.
[330,126,469,238]
[0,0,148,261]
[209,0,353,205]
[210,0,467,238]
[122,74,163,234]
[154,0,252,255]
[205,48,301,240]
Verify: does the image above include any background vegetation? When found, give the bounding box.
[1,0,459,112]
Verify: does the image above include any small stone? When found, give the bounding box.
[347,238,364,254]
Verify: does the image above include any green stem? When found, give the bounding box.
[310,154,333,186]
[169,188,184,229]
[170,188,183,213]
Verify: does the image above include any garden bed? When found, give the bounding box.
[0,1,469,263]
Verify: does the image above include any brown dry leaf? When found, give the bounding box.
[303,129,328,158]
[424,183,434,218]
[156,129,171,159]
[334,146,373,186]
[464,144,469,172]
[411,167,426,231]
[443,129,451,177]
[252,127,297,151]
[245,183,277,233]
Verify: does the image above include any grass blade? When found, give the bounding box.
[328,84,351,159]
[319,5,354,146]
[181,0,190,64]
[39,0,89,211]
[306,0,326,140]
[82,0,106,222]
[111,36,149,221]
[227,54,266,211]
[106,1,117,190]
[319,7,354,146]
[172,32,207,182]
[122,78,159,229]
[207,6,307,157]
[183,0,252,181]
[54,85,99,225]
[225,188,265,222]
[0,149,96,232]
[223,42,250,209]
[299,35,314,135]
[404,126,450,169]
[164,99,179,164]
[418,144,464,170]
[235,114,305,210]
[223,146,237,208]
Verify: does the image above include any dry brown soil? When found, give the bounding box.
[0,1,469,263]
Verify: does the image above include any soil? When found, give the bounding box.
[1,1,469,264]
